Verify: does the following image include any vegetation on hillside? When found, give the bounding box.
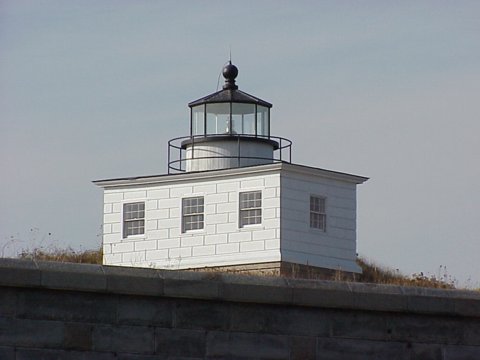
[355,258,456,289]
[13,246,466,290]
[18,247,103,265]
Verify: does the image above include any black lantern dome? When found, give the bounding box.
[168,62,291,173]
[222,62,238,90]
[188,61,272,138]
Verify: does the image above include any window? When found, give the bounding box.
[123,202,145,238]
[239,191,262,227]
[310,196,326,231]
[256,105,269,136]
[232,103,255,135]
[182,196,204,232]
[192,104,205,135]
[206,103,230,135]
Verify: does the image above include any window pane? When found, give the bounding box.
[232,103,255,135]
[206,103,230,135]
[310,196,326,231]
[125,219,145,236]
[124,202,144,220]
[192,105,205,136]
[239,191,262,227]
[257,106,269,136]
[241,209,262,226]
[184,214,204,231]
[318,199,325,213]
[319,214,326,229]
[123,202,145,237]
[182,197,204,232]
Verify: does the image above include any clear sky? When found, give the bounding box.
[1,1,479,286]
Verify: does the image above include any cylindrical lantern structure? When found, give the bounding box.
[168,62,291,173]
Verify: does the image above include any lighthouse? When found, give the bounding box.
[94,62,367,276]
[168,61,291,173]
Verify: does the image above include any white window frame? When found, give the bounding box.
[123,202,145,238]
[182,196,204,232]
[239,190,262,228]
[310,195,326,231]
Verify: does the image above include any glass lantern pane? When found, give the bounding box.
[232,103,255,135]
[206,103,230,135]
[256,106,269,137]
[192,105,205,136]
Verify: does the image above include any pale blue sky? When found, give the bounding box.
[1,1,479,286]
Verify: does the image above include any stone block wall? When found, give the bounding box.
[0,258,479,359]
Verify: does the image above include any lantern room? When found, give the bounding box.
[189,62,271,137]
[168,62,292,173]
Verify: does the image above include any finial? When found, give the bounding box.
[222,61,238,90]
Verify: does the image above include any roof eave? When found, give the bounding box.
[93,162,368,189]
[188,89,272,108]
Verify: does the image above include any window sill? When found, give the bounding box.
[239,224,264,231]
[182,229,206,235]
[122,234,146,241]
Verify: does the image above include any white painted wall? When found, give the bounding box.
[99,163,365,273]
[185,140,274,172]
[280,169,362,273]
[102,171,281,269]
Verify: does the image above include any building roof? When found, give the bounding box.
[93,162,368,189]
[188,88,272,108]
[188,61,272,108]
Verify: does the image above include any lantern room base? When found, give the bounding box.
[185,138,276,172]
[168,134,292,173]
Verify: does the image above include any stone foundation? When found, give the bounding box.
[190,261,358,280]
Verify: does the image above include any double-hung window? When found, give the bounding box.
[182,196,204,232]
[239,191,262,227]
[123,202,145,238]
[310,196,326,231]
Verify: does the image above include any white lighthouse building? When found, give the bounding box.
[94,62,368,275]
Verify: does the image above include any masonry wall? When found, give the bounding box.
[0,259,479,359]
[281,169,361,273]
[102,171,281,269]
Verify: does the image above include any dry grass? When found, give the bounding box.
[14,247,465,289]
[18,247,103,265]
[354,257,456,289]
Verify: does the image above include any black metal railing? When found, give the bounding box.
[167,134,292,174]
